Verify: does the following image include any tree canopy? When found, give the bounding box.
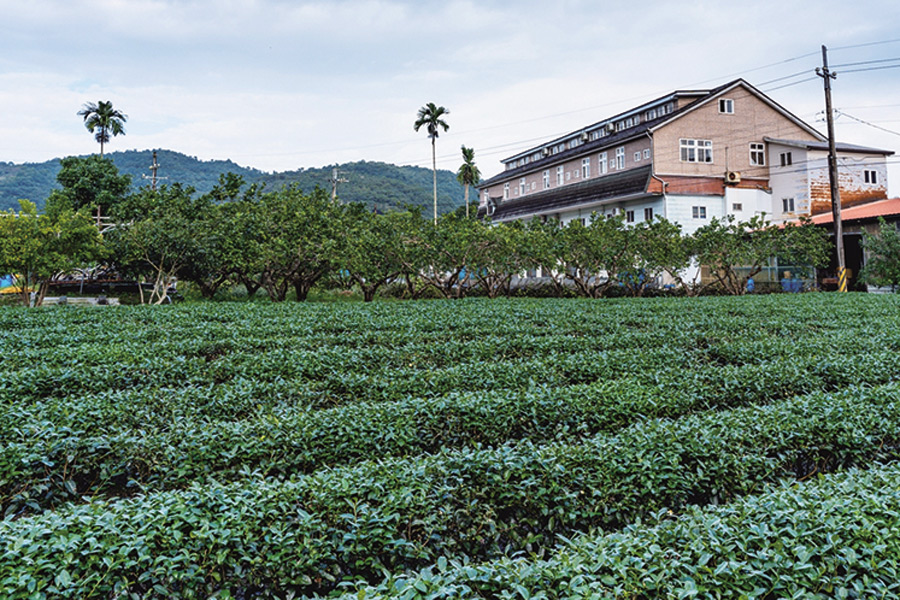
[78,101,127,156]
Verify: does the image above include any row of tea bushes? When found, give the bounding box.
[7,351,900,515]
[3,382,899,597]
[341,463,900,599]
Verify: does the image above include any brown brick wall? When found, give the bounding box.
[652,84,820,179]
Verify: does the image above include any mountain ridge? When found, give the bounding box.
[0,149,470,214]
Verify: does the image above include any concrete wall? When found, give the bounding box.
[768,144,810,221]
[808,150,889,214]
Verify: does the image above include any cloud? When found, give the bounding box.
[0,0,897,193]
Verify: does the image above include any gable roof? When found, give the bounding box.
[649,79,826,142]
[764,137,894,155]
[479,79,825,189]
[483,165,655,221]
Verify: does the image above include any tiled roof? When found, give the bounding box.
[478,80,751,189]
[765,137,894,155]
[804,198,900,225]
[485,165,655,221]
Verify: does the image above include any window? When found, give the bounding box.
[782,197,795,213]
[680,139,713,163]
[543,170,550,189]
[566,171,572,181]
[643,148,651,160]
[531,182,536,190]
[582,157,591,178]
[503,183,509,199]
[598,152,608,174]
[692,206,707,219]
[864,170,878,184]
[718,98,734,114]
[780,152,792,167]
[556,166,564,186]
[732,202,743,212]
[616,121,625,132]
[644,207,653,221]
[626,210,635,223]
[634,151,641,162]
[749,143,765,166]
[616,146,625,169]
[519,178,526,196]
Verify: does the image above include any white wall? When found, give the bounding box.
[724,187,771,221]
[768,144,810,222]
[664,195,725,235]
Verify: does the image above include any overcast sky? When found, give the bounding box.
[2,0,899,194]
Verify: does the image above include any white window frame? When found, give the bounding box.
[680,139,713,163]
[543,170,550,189]
[644,207,653,221]
[864,170,878,184]
[643,148,651,160]
[503,183,509,200]
[782,197,795,213]
[626,210,635,223]
[692,206,707,219]
[750,143,765,167]
[732,202,743,212]
[616,146,625,169]
[582,157,591,179]
[718,98,734,114]
[598,152,608,175]
[634,151,641,162]
[519,178,526,196]
[556,166,564,186]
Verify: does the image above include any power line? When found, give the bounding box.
[832,57,900,68]
[757,69,815,87]
[839,64,900,75]
[761,76,821,92]
[831,37,900,51]
[835,110,900,138]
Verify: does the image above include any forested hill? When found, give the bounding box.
[0,150,469,214]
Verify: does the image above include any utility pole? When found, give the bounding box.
[816,45,847,292]
[142,151,167,191]
[330,167,348,202]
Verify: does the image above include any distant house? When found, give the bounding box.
[800,197,900,291]
[477,79,893,237]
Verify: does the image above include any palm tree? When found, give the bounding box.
[78,101,127,157]
[414,103,449,225]
[456,145,481,218]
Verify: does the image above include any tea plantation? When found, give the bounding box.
[1,294,899,598]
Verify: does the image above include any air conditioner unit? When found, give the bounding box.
[605,123,616,133]
[580,132,589,142]
[725,171,741,184]
[541,148,550,156]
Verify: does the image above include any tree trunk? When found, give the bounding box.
[465,183,469,218]
[239,275,262,298]
[432,138,438,225]
[294,280,311,302]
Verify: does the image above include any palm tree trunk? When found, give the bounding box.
[464,184,470,218]
[431,138,437,225]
